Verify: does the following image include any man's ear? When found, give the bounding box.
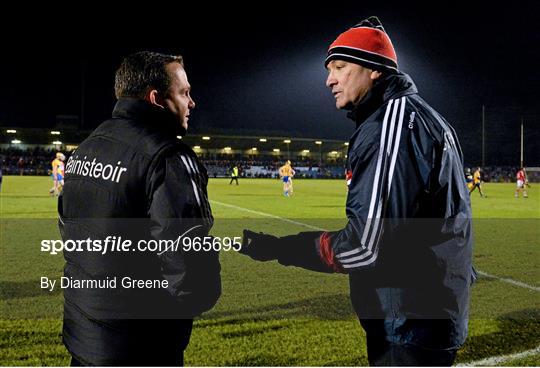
[370,70,382,81]
[146,89,165,108]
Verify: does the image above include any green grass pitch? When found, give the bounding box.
[1,176,539,365]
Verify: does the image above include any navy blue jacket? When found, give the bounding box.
[277,72,474,350]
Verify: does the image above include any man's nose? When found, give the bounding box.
[326,73,337,89]
[189,98,196,109]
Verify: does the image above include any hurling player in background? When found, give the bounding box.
[278,160,295,197]
[515,167,529,198]
[49,152,65,196]
[465,168,474,191]
[469,167,486,197]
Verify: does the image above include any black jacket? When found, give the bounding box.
[59,98,221,365]
[277,72,474,350]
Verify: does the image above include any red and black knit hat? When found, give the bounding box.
[325,16,398,72]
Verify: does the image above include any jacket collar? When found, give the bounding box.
[347,72,418,126]
[112,98,186,136]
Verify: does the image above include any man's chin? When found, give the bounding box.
[174,122,188,137]
[336,101,352,110]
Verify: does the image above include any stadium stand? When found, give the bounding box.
[3,146,538,182]
[1,128,537,181]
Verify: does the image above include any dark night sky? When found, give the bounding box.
[1,2,539,165]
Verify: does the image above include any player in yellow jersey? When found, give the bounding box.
[469,167,486,198]
[278,160,295,197]
[50,152,65,196]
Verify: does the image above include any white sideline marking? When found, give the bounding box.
[477,271,540,293]
[211,200,325,231]
[211,200,540,293]
[458,345,540,366]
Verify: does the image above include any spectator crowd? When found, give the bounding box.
[1,147,538,182]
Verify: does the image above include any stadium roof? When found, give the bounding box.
[1,127,349,154]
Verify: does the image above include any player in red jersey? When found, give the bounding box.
[515,168,529,198]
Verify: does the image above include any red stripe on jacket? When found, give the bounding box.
[319,232,345,273]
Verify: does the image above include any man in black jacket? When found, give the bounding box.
[59,51,220,366]
[241,17,474,366]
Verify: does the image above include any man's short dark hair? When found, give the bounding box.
[114,51,184,99]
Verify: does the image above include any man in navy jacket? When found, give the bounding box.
[241,17,474,366]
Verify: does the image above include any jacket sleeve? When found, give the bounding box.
[147,150,221,317]
[275,98,413,273]
[308,97,430,274]
[268,133,384,274]
[321,97,422,271]
[318,137,387,272]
